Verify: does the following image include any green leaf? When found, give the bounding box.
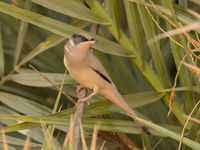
[51,91,164,119]
[129,0,200,33]
[0,106,18,125]
[137,3,171,88]
[84,92,163,118]
[106,0,122,39]
[30,0,109,24]
[1,116,200,149]
[190,0,200,5]
[0,2,132,57]
[142,131,151,150]
[0,92,51,115]
[0,145,16,150]
[13,0,32,65]
[0,91,163,134]
[137,118,200,150]
[0,85,45,102]
[0,134,40,147]
[160,86,200,93]
[0,25,4,77]
[124,1,145,60]
[17,34,65,68]
[0,116,178,136]
[10,72,75,87]
[86,0,187,127]
[160,0,195,111]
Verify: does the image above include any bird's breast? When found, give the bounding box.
[70,68,95,89]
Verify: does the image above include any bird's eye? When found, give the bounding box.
[72,34,89,45]
[90,38,95,41]
[81,36,89,42]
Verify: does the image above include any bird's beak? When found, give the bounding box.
[90,39,98,44]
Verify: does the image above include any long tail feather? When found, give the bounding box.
[100,86,151,136]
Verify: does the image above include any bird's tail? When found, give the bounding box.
[100,85,151,136]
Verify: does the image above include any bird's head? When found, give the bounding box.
[67,33,97,52]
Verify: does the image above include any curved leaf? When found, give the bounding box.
[129,0,200,33]
[0,92,51,115]
[10,72,75,87]
[17,34,65,67]
[0,2,133,57]
[0,25,4,77]
[51,91,164,118]
[30,0,109,24]
[0,134,39,147]
[0,116,178,137]
[1,116,200,150]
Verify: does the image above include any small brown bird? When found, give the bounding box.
[64,33,150,135]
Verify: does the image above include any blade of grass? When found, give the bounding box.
[0,122,42,134]
[23,136,30,150]
[0,34,65,85]
[124,0,145,66]
[160,86,200,93]
[0,2,132,57]
[190,0,200,5]
[1,115,200,149]
[30,0,109,24]
[160,0,195,112]
[106,0,122,40]
[13,0,32,66]
[1,129,8,150]
[0,116,179,136]
[40,121,56,150]
[29,65,76,104]
[90,124,98,150]
[150,22,200,42]
[137,3,171,88]
[10,72,75,87]
[0,145,16,150]
[0,85,46,103]
[142,131,152,150]
[42,70,67,150]
[17,34,65,69]
[137,117,200,150]
[51,91,165,119]
[0,92,51,115]
[99,141,106,150]
[129,0,200,33]
[0,25,4,77]
[0,133,39,147]
[69,116,74,150]
[85,0,188,127]
[178,100,200,150]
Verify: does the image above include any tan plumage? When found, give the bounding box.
[64,33,150,135]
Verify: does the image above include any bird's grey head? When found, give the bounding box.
[71,33,96,44]
[67,33,97,52]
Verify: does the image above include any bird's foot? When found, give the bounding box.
[76,85,85,93]
[75,98,90,108]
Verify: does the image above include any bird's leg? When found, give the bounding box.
[75,85,98,107]
[76,84,85,93]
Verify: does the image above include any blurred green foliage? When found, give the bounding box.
[0,0,200,149]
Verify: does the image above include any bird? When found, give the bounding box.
[64,32,151,135]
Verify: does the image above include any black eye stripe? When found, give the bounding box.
[72,34,89,41]
[72,34,89,45]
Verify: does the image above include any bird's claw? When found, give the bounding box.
[75,98,90,108]
[76,85,84,93]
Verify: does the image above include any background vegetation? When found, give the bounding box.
[0,0,200,149]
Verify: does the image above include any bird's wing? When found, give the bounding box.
[88,51,116,87]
